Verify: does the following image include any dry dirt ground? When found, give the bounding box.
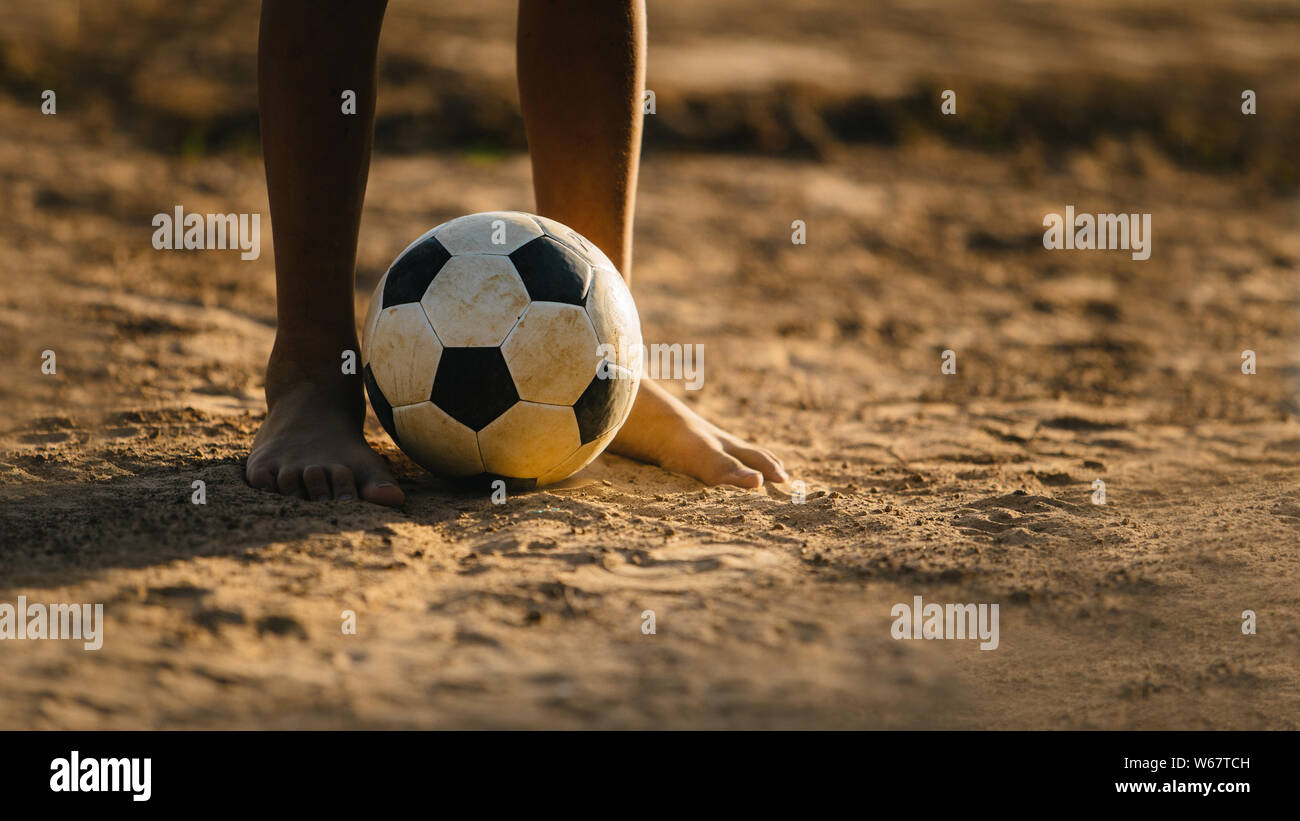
[1,0,1298,729]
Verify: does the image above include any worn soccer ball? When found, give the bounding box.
[362,211,642,487]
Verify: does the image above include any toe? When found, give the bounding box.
[327,464,358,501]
[355,457,404,507]
[721,437,789,483]
[360,480,405,507]
[302,464,331,502]
[673,443,763,489]
[276,467,306,499]
[720,466,764,489]
[246,461,277,492]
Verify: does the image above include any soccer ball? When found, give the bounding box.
[361,211,642,488]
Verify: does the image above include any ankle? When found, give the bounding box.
[265,331,363,402]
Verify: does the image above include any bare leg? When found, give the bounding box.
[518,0,786,487]
[246,0,403,506]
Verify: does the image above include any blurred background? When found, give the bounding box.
[7,0,1300,174]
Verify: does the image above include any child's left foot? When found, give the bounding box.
[245,334,405,506]
[609,379,788,488]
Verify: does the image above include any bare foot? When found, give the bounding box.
[609,379,788,488]
[245,336,405,506]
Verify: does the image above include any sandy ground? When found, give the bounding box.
[1,0,1299,729]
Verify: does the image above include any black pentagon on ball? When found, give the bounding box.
[508,235,592,305]
[430,346,519,431]
[573,362,635,444]
[382,235,451,307]
[364,364,400,445]
[538,219,596,258]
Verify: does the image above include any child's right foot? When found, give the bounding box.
[245,341,405,506]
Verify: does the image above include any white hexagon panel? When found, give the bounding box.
[393,401,484,476]
[478,401,582,479]
[535,426,620,486]
[365,303,443,407]
[433,211,544,255]
[501,302,600,406]
[585,265,643,378]
[361,270,388,367]
[420,255,531,347]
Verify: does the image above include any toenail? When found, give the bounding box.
[338,494,354,501]
[376,482,394,488]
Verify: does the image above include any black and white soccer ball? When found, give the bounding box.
[362,211,643,487]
